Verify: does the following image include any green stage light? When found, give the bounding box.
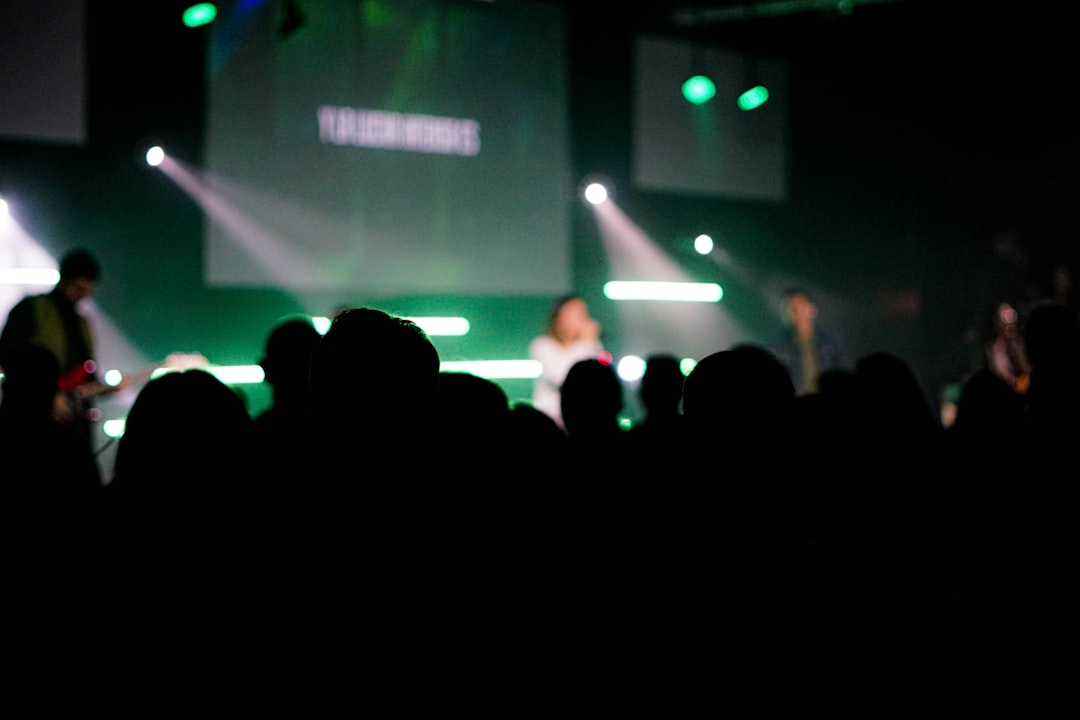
[104,419,126,438]
[182,3,217,28]
[682,75,716,105]
[737,85,770,111]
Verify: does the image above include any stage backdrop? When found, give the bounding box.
[0,0,85,145]
[204,0,572,297]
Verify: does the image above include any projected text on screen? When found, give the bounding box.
[205,0,571,296]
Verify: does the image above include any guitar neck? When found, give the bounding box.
[59,353,209,401]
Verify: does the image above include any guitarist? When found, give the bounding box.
[0,248,105,485]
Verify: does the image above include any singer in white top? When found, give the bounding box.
[528,294,606,430]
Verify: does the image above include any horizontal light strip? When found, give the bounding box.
[99,359,539,436]
[440,360,542,379]
[603,281,723,302]
[312,315,470,336]
[132,359,539,386]
[150,364,265,384]
[0,268,60,285]
[206,364,265,384]
[407,316,470,336]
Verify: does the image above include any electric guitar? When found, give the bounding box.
[55,352,210,424]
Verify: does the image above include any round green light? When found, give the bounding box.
[681,75,716,105]
[182,3,218,28]
[737,85,770,111]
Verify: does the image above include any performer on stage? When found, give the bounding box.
[0,248,106,487]
[770,286,850,396]
[528,293,607,431]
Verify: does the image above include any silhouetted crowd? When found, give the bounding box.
[2,298,1078,550]
[5,293,1079,688]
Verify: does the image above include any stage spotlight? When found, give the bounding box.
[694,234,714,255]
[103,419,126,439]
[182,3,217,28]
[0,196,8,217]
[584,181,608,205]
[580,174,615,205]
[682,74,716,105]
[616,354,646,383]
[145,146,165,166]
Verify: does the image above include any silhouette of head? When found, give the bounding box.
[639,353,685,416]
[682,343,795,437]
[259,316,321,392]
[435,371,511,446]
[853,351,940,437]
[308,307,440,439]
[560,358,623,438]
[112,368,254,487]
[56,249,101,303]
[0,343,61,415]
[58,249,101,283]
[1019,301,1080,440]
[1023,300,1080,372]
